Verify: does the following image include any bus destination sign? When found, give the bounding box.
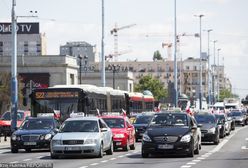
[35,91,79,99]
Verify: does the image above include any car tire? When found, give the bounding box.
[141,148,149,158]
[194,142,200,155]
[11,147,18,153]
[188,140,194,157]
[98,143,104,158]
[130,140,135,150]
[50,153,58,159]
[214,135,219,145]
[106,141,113,155]
[123,139,130,151]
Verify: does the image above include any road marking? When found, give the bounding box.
[246,138,248,141]
[79,166,88,168]
[197,157,206,160]
[101,160,108,163]
[241,146,248,150]
[9,161,18,163]
[90,163,99,166]
[23,159,32,162]
[192,160,201,162]
[118,155,125,158]
[187,162,196,165]
[181,165,191,168]
[36,156,44,159]
[125,153,131,156]
[109,158,116,160]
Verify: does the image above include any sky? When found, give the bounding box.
[0,0,248,99]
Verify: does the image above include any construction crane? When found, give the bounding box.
[110,23,136,61]
[105,49,132,62]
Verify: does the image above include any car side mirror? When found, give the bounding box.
[197,124,202,128]
[101,128,108,132]
[54,128,59,133]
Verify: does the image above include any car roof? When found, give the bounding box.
[65,117,99,121]
[195,112,215,116]
[100,115,125,119]
[26,117,55,120]
[156,111,188,116]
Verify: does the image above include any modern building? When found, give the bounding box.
[60,41,96,63]
[0,22,47,56]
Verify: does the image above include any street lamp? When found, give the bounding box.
[212,40,217,103]
[205,29,213,105]
[84,55,88,76]
[78,55,82,84]
[217,48,221,101]
[101,0,106,87]
[108,64,120,89]
[194,14,204,110]
[173,0,178,107]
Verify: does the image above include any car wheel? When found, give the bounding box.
[106,141,113,155]
[25,148,31,152]
[123,139,130,151]
[130,139,135,150]
[141,148,149,158]
[98,143,104,158]
[214,135,219,145]
[11,147,18,153]
[50,153,58,159]
[188,140,194,157]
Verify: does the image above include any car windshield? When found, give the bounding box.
[102,118,125,128]
[1,112,24,121]
[134,115,153,124]
[150,114,188,127]
[230,112,242,116]
[20,119,54,130]
[60,120,99,132]
[195,115,216,124]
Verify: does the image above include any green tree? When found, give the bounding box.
[153,50,163,61]
[219,88,238,102]
[134,75,167,100]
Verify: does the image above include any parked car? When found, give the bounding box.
[10,117,60,153]
[133,112,154,142]
[0,110,30,136]
[141,111,201,158]
[214,113,231,138]
[50,117,113,159]
[101,115,135,151]
[228,110,246,126]
[194,112,220,145]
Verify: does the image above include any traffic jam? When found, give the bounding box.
[0,85,247,160]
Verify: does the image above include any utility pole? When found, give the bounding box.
[101,0,106,87]
[173,0,178,107]
[217,48,221,101]
[11,0,18,132]
[206,29,213,105]
[212,40,217,104]
[194,14,204,110]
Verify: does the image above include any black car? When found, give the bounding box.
[11,117,60,153]
[228,110,246,126]
[194,112,220,144]
[141,112,201,158]
[214,113,231,138]
[133,113,154,142]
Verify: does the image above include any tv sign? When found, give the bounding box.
[0,22,39,34]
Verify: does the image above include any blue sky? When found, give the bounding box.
[1,0,248,98]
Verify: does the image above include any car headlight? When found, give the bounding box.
[52,140,62,145]
[84,139,98,144]
[114,134,125,138]
[180,134,191,143]
[142,133,152,142]
[11,134,17,141]
[44,134,52,140]
[208,127,216,134]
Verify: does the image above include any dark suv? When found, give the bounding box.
[194,112,220,144]
[141,111,201,158]
[11,117,60,153]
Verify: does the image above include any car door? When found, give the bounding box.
[99,119,111,150]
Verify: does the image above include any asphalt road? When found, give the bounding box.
[0,126,247,168]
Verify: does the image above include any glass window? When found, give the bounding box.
[102,118,125,128]
[60,120,98,132]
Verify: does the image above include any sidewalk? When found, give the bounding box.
[0,136,10,148]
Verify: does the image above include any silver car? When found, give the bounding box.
[50,117,113,158]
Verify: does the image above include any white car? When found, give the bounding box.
[50,117,113,159]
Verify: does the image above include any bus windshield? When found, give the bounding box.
[33,98,79,122]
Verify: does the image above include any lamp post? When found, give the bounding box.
[84,55,88,76]
[217,48,221,101]
[194,14,204,110]
[212,40,217,103]
[173,0,178,107]
[78,55,82,84]
[206,29,213,105]
[108,64,120,89]
[101,0,106,87]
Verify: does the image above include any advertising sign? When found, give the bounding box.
[0,22,39,34]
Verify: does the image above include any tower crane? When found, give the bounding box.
[105,49,132,62]
[110,23,136,61]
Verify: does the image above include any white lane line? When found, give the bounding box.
[241,146,248,150]
[125,153,131,156]
[9,161,18,164]
[23,159,32,161]
[36,156,44,159]
[245,138,248,141]
[187,162,196,165]
[192,160,201,162]
[197,157,206,160]
[90,163,99,166]
[79,166,88,168]
[181,165,191,168]
[109,158,116,160]
[118,155,125,158]
[101,160,108,163]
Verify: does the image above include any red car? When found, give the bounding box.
[0,110,30,136]
[101,115,136,151]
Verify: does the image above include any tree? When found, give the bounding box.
[134,75,167,101]
[219,88,238,102]
[153,50,163,61]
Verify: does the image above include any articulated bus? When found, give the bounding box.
[29,84,156,122]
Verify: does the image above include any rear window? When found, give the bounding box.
[134,115,153,124]
[195,114,216,124]
[102,118,125,128]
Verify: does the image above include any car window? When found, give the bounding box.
[134,115,153,124]
[150,114,188,126]
[195,115,216,124]
[60,120,98,132]
[20,119,54,130]
[1,112,10,120]
[102,118,125,128]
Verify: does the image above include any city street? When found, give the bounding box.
[0,126,247,168]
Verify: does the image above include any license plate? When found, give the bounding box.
[158,144,173,149]
[65,147,81,151]
[24,142,37,146]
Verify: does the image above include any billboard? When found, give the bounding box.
[0,22,39,34]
